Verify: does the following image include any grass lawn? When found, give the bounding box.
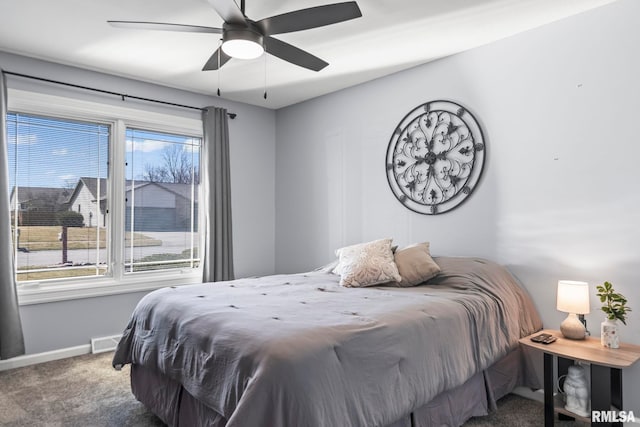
[13,226,161,251]
[17,267,108,282]
[14,230,194,281]
[16,250,198,281]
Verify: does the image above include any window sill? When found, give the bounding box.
[17,271,203,305]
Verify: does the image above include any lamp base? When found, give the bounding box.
[561,313,586,340]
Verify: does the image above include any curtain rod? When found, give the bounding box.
[4,71,237,119]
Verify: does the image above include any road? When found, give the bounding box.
[16,232,197,268]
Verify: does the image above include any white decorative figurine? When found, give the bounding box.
[562,365,590,417]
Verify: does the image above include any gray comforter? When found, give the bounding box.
[113,257,542,427]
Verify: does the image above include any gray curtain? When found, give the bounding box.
[201,107,234,282]
[0,70,26,359]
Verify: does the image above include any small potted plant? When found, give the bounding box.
[596,281,632,348]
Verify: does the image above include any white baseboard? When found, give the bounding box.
[512,385,544,403]
[0,344,91,371]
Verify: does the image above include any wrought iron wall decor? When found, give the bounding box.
[385,100,485,215]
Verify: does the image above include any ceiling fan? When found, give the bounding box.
[108,0,362,72]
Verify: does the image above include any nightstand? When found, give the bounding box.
[520,329,640,427]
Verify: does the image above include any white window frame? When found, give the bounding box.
[8,89,205,305]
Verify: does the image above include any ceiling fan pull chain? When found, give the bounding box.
[263,52,268,100]
[217,38,222,96]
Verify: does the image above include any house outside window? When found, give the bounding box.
[6,90,204,303]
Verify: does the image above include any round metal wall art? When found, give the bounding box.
[385,100,485,215]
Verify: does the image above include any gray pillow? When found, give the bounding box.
[393,242,440,287]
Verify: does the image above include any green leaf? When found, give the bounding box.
[597,281,631,324]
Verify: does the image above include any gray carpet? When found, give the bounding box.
[0,352,163,427]
[0,352,584,426]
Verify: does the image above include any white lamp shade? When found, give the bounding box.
[557,280,590,314]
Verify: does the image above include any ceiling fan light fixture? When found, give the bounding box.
[222,26,264,60]
[109,1,364,72]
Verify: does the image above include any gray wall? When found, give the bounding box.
[275,0,640,410]
[1,51,276,354]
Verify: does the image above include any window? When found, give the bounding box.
[6,94,203,298]
[124,128,200,273]
[7,113,109,282]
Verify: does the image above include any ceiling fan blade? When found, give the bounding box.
[202,47,232,71]
[207,0,246,25]
[256,1,361,35]
[264,36,328,72]
[108,21,222,34]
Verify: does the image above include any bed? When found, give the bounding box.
[113,256,542,427]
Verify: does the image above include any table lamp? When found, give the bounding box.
[557,280,590,340]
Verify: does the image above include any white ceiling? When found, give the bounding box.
[0,0,617,109]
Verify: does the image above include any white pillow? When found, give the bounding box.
[334,238,401,287]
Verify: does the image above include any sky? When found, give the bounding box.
[7,113,200,190]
